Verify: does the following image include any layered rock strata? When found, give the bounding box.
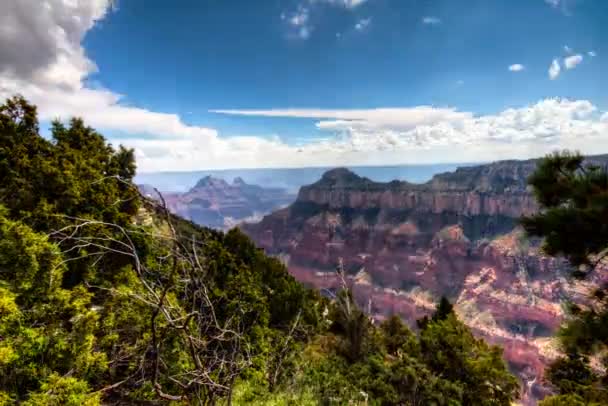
[243,157,608,404]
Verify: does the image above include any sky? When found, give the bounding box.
[1,0,607,172]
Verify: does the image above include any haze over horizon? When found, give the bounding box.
[1,0,607,172]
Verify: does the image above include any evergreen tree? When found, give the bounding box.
[420,313,519,405]
[522,151,608,404]
[0,96,520,405]
[0,96,317,404]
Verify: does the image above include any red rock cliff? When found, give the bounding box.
[242,157,608,405]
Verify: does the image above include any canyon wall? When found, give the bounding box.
[242,157,608,404]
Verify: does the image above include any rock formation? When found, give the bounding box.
[242,156,608,404]
[139,176,295,229]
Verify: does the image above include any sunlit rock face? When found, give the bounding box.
[242,157,608,405]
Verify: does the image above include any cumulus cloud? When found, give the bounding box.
[131,98,608,171]
[564,54,583,69]
[422,16,441,25]
[0,0,219,139]
[0,0,108,87]
[210,98,608,167]
[213,99,600,141]
[549,59,561,79]
[509,64,525,72]
[588,51,597,57]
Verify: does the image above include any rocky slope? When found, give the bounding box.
[140,176,295,229]
[242,157,608,404]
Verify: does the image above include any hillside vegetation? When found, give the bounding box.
[0,96,518,405]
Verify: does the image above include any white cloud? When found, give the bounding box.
[564,45,573,53]
[2,0,608,172]
[508,64,525,72]
[0,0,219,140]
[213,99,599,138]
[546,51,588,81]
[314,0,369,8]
[282,0,368,39]
[0,0,109,88]
[290,8,309,26]
[131,98,608,171]
[355,18,372,31]
[210,107,473,131]
[549,59,561,79]
[545,0,578,15]
[209,98,608,167]
[564,54,583,69]
[284,6,312,39]
[588,51,597,57]
[343,0,368,7]
[422,16,441,25]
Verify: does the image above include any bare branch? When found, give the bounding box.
[50,177,253,403]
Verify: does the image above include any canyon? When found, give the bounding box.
[242,157,608,404]
[139,176,295,229]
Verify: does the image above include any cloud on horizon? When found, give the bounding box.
[207,99,608,169]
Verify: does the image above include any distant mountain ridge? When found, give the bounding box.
[242,155,608,404]
[309,154,608,192]
[139,176,295,229]
[134,163,467,193]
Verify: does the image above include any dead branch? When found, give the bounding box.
[50,177,253,404]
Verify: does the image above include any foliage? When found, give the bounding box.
[0,96,519,404]
[22,374,101,406]
[521,151,608,273]
[289,296,517,405]
[0,96,315,404]
[522,151,608,404]
[419,313,518,405]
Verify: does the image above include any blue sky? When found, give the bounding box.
[1,0,607,171]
